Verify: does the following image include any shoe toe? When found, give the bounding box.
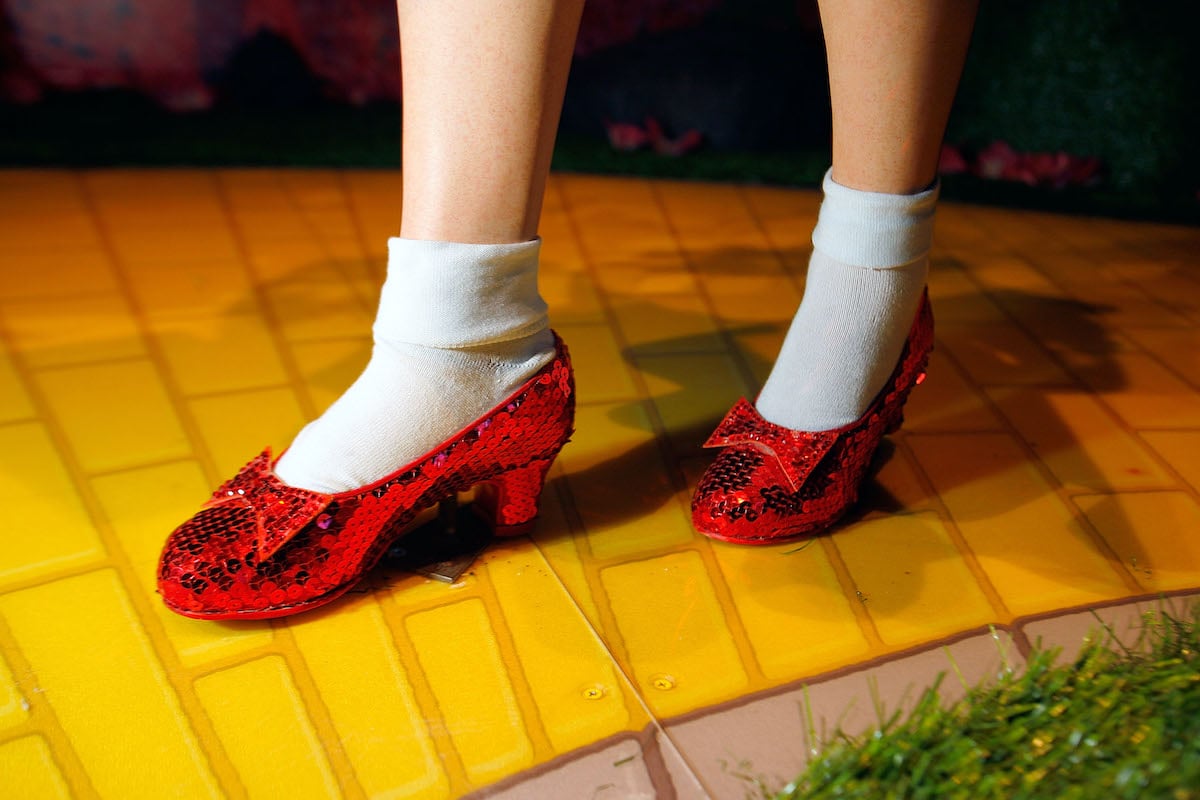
[158,500,373,618]
[157,505,265,616]
[692,446,850,543]
[691,448,783,541]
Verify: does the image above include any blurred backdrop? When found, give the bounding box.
[1,0,1197,220]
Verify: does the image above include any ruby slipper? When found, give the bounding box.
[158,335,574,620]
[691,292,932,544]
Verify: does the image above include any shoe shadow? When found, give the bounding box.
[551,249,1140,620]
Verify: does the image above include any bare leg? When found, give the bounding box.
[822,0,979,194]
[397,0,584,243]
[275,1,584,492]
[754,1,978,432]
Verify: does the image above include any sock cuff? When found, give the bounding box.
[374,237,549,348]
[811,168,939,269]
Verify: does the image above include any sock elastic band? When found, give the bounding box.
[374,237,548,348]
[811,170,939,269]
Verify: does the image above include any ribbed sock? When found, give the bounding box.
[274,237,554,493]
[755,170,937,431]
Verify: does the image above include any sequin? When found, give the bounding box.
[692,293,934,544]
[158,334,576,620]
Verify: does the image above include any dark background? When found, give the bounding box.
[2,0,1197,221]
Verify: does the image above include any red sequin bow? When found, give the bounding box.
[202,450,332,561]
[701,399,839,492]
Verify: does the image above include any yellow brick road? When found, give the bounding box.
[1,170,1198,798]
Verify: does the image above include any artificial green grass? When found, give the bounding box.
[776,607,1200,799]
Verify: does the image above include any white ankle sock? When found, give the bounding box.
[755,170,937,431]
[274,237,555,493]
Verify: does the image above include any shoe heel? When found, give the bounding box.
[474,457,555,537]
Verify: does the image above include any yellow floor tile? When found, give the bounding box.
[971,207,1062,255]
[1074,492,1200,592]
[0,208,102,255]
[908,433,1130,614]
[656,181,803,324]
[289,600,449,799]
[1069,351,1200,429]
[384,568,478,612]
[990,293,1134,363]
[596,262,702,297]
[1057,276,1193,330]
[925,261,1010,324]
[905,349,1005,433]
[0,570,221,799]
[987,387,1174,491]
[0,249,118,301]
[858,443,939,517]
[405,599,535,788]
[195,657,341,800]
[653,182,774,255]
[711,539,871,680]
[556,178,663,265]
[558,403,694,561]
[0,736,71,800]
[0,648,28,729]
[601,550,747,717]
[107,227,241,266]
[36,359,190,474]
[3,292,145,368]
[556,178,696,296]
[0,423,103,587]
[0,200,99,241]
[289,338,371,415]
[638,350,752,456]
[739,185,819,272]
[1140,430,1200,492]
[150,311,288,396]
[90,462,274,666]
[264,271,373,343]
[934,205,1006,256]
[608,293,723,355]
[239,235,332,279]
[1122,328,1200,389]
[528,487,605,630]
[551,322,638,405]
[232,202,316,238]
[1109,258,1200,322]
[937,320,1074,387]
[703,272,803,324]
[485,544,633,753]
[541,269,606,325]
[0,347,34,422]
[122,258,255,317]
[188,387,307,476]
[727,326,786,389]
[835,513,995,647]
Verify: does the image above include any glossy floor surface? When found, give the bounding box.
[1,169,1199,799]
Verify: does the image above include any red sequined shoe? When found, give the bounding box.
[691,293,933,544]
[157,335,575,620]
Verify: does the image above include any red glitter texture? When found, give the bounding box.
[692,293,933,544]
[158,335,575,620]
